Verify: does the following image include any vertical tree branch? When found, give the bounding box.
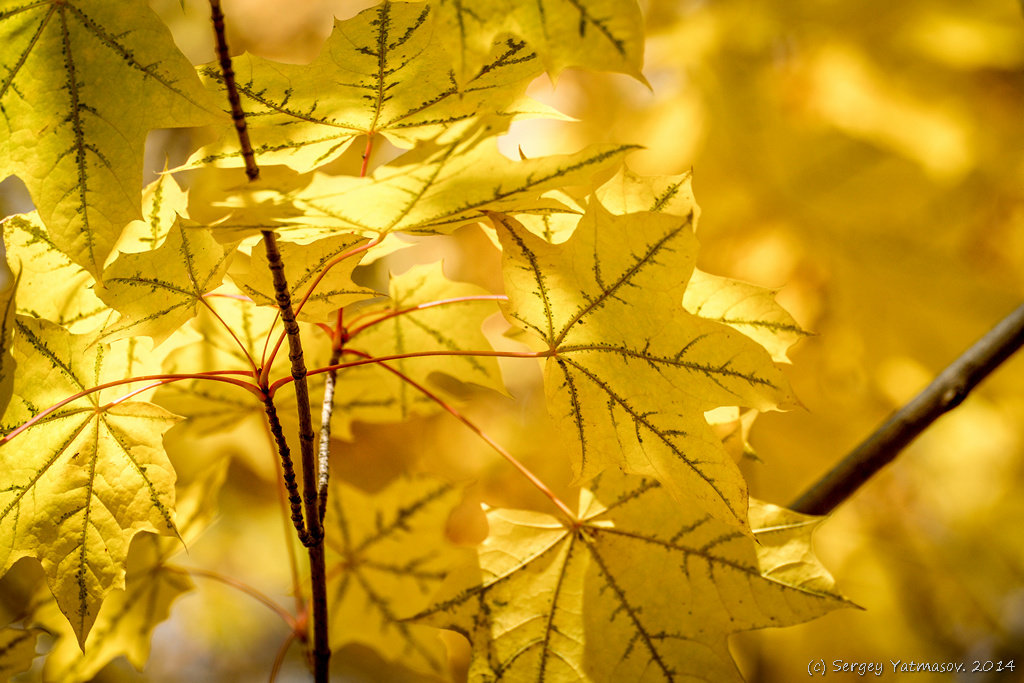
[208,0,259,181]
[207,2,329,679]
[790,301,1024,515]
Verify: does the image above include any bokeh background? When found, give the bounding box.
[4,0,1024,680]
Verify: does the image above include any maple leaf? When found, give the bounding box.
[492,205,793,529]
[191,0,557,172]
[0,0,222,276]
[683,270,810,363]
[430,0,646,83]
[224,125,636,238]
[326,475,468,676]
[94,222,235,346]
[0,318,180,644]
[2,212,109,333]
[414,472,851,682]
[0,627,42,679]
[595,167,700,217]
[331,262,504,437]
[231,233,376,323]
[153,285,285,478]
[31,461,228,683]
[595,168,809,363]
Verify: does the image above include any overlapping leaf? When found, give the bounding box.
[415,472,850,682]
[0,0,221,276]
[227,126,636,237]
[32,461,227,683]
[429,0,645,83]
[493,206,793,529]
[326,475,467,676]
[231,233,375,323]
[2,213,109,333]
[191,0,556,172]
[0,319,180,644]
[0,627,42,679]
[683,270,809,363]
[94,223,234,345]
[332,262,503,436]
[154,285,286,479]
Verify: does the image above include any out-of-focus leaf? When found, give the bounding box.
[0,627,41,679]
[333,262,502,437]
[326,475,466,676]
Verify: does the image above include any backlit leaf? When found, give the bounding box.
[430,0,645,83]
[0,318,180,644]
[251,127,636,237]
[0,270,17,416]
[415,472,850,682]
[0,0,222,276]
[32,460,228,683]
[231,233,375,323]
[493,206,793,529]
[94,223,234,346]
[191,1,554,172]
[683,270,809,363]
[326,475,467,675]
[2,212,108,333]
[332,262,503,436]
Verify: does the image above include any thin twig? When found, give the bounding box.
[790,301,1024,515]
[166,565,297,629]
[269,348,552,395]
[342,348,579,523]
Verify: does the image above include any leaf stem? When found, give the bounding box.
[166,564,297,630]
[342,349,578,523]
[346,295,509,339]
[269,348,550,395]
[790,300,1024,515]
[1,371,261,445]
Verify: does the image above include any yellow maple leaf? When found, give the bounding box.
[414,471,851,682]
[326,474,468,676]
[191,0,558,172]
[0,0,222,276]
[0,318,180,644]
[492,205,793,529]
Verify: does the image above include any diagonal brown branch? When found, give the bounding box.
[791,301,1024,515]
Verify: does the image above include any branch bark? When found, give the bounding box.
[790,301,1024,516]
[207,2,329,680]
